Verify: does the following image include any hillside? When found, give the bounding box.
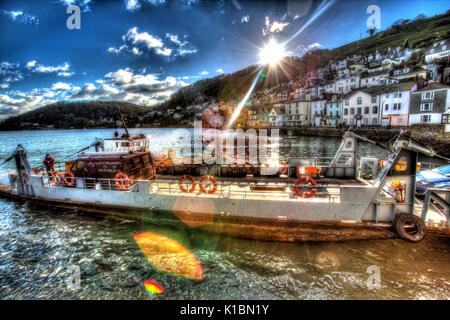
[0,101,153,130]
[1,11,449,130]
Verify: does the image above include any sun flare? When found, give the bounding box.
[259,40,286,66]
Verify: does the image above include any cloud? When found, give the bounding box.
[0,62,23,88]
[71,83,120,99]
[126,27,164,49]
[308,42,322,50]
[104,68,188,95]
[0,92,47,119]
[125,0,141,11]
[166,33,198,56]
[125,0,200,11]
[51,82,80,91]
[262,16,289,36]
[241,15,250,23]
[199,71,209,76]
[108,27,197,58]
[26,60,74,77]
[58,0,92,12]
[2,10,39,25]
[108,27,171,57]
[124,0,170,11]
[216,68,224,74]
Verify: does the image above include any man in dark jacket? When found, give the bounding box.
[43,154,55,175]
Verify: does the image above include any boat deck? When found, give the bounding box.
[148,178,345,202]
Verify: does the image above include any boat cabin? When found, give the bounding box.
[67,151,154,180]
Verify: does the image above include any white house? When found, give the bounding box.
[269,108,285,127]
[425,39,450,63]
[310,99,326,126]
[335,76,360,94]
[342,89,379,126]
[378,81,416,126]
[409,82,450,125]
[391,66,427,82]
[319,81,336,94]
[360,71,392,88]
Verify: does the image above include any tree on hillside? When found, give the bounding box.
[414,14,427,21]
[367,25,376,37]
[402,38,410,49]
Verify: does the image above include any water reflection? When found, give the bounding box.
[134,230,204,281]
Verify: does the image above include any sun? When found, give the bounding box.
[259,40,286,66]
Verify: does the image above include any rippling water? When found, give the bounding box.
[0,129,449,300]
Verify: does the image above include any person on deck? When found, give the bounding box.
[43,154,55,175]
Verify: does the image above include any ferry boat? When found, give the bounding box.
[0,130,449,242]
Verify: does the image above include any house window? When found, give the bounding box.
[344,109,348,115]
[385,94,389,98]
[364,107,369,114]
[420,102,433,111]
[421,115,431,123]
[372,118,378,125]
[357,97,362,105]
[373,106,378,114]
[398,118,404,124]
[422,91,434,100]
[350,108,355,115]
[363,118,368,125]
[385,104,389,111]
[443,45,447,51]
[371,96,376,103]
[345,98,349,106]
[357,107,362,115]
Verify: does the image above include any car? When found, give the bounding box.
[416,164,450,196]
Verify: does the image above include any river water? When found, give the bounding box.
[0,129,449,300]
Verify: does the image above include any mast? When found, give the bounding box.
[118,107,130,139]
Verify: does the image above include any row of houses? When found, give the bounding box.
[246,81,450,128]
[242,39,450,128]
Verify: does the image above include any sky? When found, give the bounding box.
[0,0,449,119]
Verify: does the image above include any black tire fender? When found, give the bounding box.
[394,213,426,242]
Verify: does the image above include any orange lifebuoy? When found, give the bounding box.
[292,176,317,198]
[115,172,130,190]
[199,175,218,194]
[63,172,76,186]
[278,161,288,175]
[178,175,196,193]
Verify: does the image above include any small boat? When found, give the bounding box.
[0,130,449,242]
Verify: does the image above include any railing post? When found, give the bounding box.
[421,189,431,222]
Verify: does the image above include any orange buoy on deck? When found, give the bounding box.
[63,172,76,186]
[199,175,218,194]
[292,176,318,198]
[115,172,130,190]
[178,175,196,193]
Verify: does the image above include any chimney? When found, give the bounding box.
[416,78,426,90]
